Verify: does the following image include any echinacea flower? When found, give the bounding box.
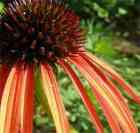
[0,0,140,133]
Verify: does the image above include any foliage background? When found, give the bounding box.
[0,0,140,132]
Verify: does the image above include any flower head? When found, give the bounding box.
[0,0,84,65]
[0,0,140,133]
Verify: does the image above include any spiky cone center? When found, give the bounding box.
[0,0,85,66]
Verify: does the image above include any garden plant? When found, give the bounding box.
[0,0,140,133]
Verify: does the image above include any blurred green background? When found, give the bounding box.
[1,0,140,132]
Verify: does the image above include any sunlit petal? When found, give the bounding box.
[66,58,122,133]
[58,60,104,133]
[0,65,19,133]
[19,65,34,133]
[82,55,136,128]
[40,63,70,133]
[69,55,138,133]
[82,52,140,104]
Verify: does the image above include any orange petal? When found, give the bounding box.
[40,63,70,133]
[69,55,138,133]
[9,67,24,133]
[83,56,136,129]
[0,65,19,133]
[81,52,140,104]
[58,60,104,133]
[19,65,34,133]
[67,58,122,133]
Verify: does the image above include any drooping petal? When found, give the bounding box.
[19,65,34,133]
[0,65,10,102]
[40,63,70,133]
[81,52,140,104]
[58,60,104,133]
[8,66,25,133]
[69,55,138,133]
[0,65,19,133]
[82,54,136,128]
[0,64,34,133]
[65,59,122,133]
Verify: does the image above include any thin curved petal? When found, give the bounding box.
[19,65,34,133]
[58,60,104,133]
[69,55,138,133]
[0,64,34,133]
[9,67,25,133]
[66,58,122,133]
[81,52,140,104]
[0,65,19,133]
[82,55,136,128]
[40,63,70,133]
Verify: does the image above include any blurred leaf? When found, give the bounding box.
[93,3,109,18]
[0,2,4,14]
[118,8,127,15]
[95,37,116,57]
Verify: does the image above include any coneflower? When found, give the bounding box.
[0,0,140,133]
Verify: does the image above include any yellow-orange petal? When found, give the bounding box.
[0,65,18,133]
[82,52,140,104]
[83,55,136,130]
[40,63,70,133]
[69,55,138,133]
[58,60,104,133]
[19,65,34,133]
